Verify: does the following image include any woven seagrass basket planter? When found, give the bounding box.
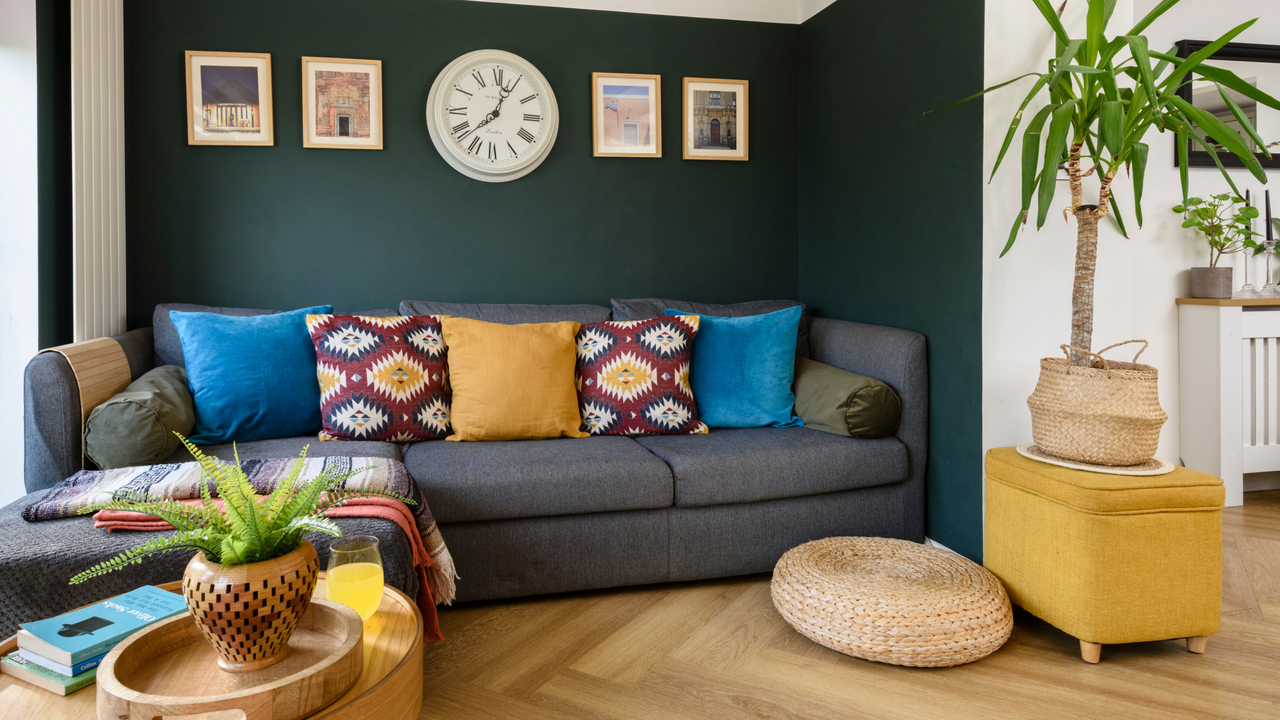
[182,539,320,673]
[771,537,1013,668]
[1027,340,1167,467]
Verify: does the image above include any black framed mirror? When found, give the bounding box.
[1175,40,1280,170]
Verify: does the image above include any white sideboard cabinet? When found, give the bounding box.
[1178,297,1280,507]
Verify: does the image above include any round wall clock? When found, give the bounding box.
[425,49,559,183]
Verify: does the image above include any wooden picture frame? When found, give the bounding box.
[185,51,274,146]
[592,72,661,158]
[302,57,384,150]
[682,77,748,161]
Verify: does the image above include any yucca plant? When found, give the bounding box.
[930,0,1280,365]
[69,436,412,584]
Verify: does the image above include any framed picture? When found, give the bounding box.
[1174,40,1280,170]
[683,77,748,161]
[185,51,273,146]
[592,72,661,157]
[302,56,383,150]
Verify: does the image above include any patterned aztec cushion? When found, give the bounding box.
[575,316,709,436]
[306,315,451,442]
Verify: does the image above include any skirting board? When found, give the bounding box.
[1245,472,1280,492]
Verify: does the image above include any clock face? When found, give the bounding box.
[426,51,559,182]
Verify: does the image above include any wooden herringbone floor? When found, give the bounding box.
[420,491,1280,719]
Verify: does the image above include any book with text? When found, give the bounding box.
[18,585,187,665]
[0,652,97,696]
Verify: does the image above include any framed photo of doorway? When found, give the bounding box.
[186,51,274,146]
[592,72,661,157]
[302,57,383,150]
[682,77,748,161]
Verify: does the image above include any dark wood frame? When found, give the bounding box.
[1175,39,1280,170]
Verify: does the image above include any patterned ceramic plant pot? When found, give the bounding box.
[182,539,320,672]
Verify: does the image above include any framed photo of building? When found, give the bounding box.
[683,77,748,161]
[592,72,661,157]
[302,57,383,150]
[185,51,273,146]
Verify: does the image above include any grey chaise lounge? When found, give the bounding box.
[6,300,927,636]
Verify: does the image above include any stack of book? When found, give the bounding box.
[1,585,187,695]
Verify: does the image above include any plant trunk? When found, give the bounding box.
[1070,209,1099,366]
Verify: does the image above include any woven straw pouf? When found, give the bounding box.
[771,537,1013,667]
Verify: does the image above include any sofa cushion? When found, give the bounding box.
[85,365,194,469]
[154,303,281,368]
[399,300,611,325]
[635,427,907,507]
[611,298,811,358]
[164,436,404,464]
[403,436,673,523]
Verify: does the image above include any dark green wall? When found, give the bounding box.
[37,0,72,348]
[121,0,800,328]
[798,1,985,560]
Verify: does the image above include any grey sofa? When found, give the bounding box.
[8,300,927,636]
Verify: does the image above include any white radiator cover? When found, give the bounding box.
[71,0,127,341]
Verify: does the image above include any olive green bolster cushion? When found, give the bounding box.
[84,365,195,469]
[792,357,902,438]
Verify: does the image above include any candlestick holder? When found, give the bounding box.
[1263,240,1280,298]
[1236,253,1261,298]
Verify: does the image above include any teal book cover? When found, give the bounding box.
[1,652,98,696]
[19,585,187,664]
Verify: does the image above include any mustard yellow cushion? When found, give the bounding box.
[441,317,589,442]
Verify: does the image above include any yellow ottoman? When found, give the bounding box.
[984,447,1224,663]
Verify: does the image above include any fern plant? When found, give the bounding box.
[69,435,413,584]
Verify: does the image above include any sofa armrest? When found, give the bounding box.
[23,328,156,493]
[807,317,927,540]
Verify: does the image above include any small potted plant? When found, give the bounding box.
[69,438,411,672]
[1175,194,1262,299]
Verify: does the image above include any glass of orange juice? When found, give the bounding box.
[326,535,384,621]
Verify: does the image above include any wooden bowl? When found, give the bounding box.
[96,598,363,720]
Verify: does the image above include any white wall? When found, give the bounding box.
[464,0,840,23]
[983,0,1280,476]
[0,0,39,507]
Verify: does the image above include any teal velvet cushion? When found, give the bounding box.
[666,306,804,428]
[170,305,332,444]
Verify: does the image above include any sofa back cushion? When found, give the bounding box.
[85,365,194,469]
[306,314,452,442]
[611,298,811,358]
[399,301,611,325]
[171,305,332,444]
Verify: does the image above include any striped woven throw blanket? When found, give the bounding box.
[23,457,457,608]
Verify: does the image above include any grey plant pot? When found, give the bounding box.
[1191,266,1233,299]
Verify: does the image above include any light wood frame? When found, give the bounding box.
[682,77,748,161]
[185,51,274,146]
[591,72,661,158]
[301,56,384,150]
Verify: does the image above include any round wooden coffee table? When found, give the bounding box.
[0,574,423,720]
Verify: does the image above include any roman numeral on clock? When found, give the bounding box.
[488,142,497,160]
[471,71,486,87]
[448,107,466,116]
[455,87,472,98]
[507,76,522,93]
[468,136,483,155]
[507,141,518,157]
[517,128,536,144]
[524,114,541,122]
[452,120,469,135]
[493,68,504,87]
[520,94,537,104]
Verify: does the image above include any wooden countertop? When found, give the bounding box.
[1176,298,1280,306]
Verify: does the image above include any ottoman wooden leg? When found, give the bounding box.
[1187,636,1208,654]
[1079,640,1102,663]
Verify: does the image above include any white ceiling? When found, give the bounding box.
[463,0,840,24]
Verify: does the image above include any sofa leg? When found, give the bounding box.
[1186,636,1208,654]
[1079,640,1102,663]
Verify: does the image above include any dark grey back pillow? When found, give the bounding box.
[398,301,612,325]
[611,298,811,358]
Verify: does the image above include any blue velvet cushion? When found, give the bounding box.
[170,305,332,444]
[666,306,804,429]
